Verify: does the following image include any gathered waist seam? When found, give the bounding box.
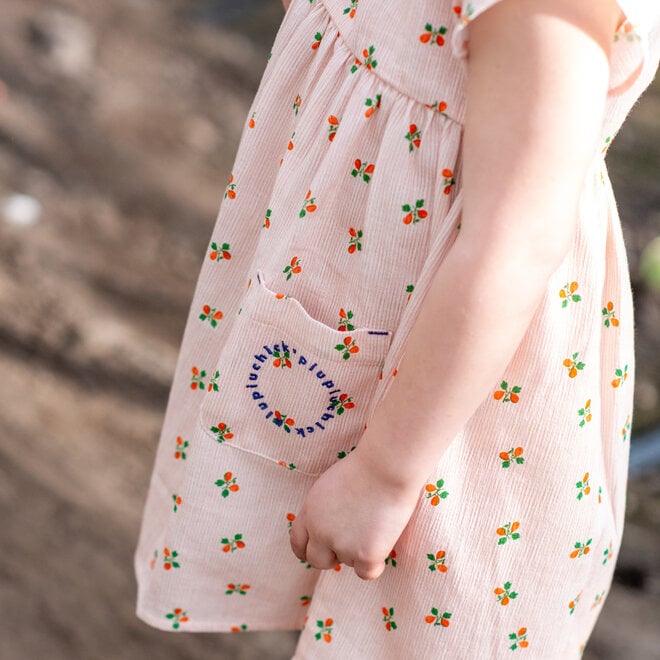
[316,0,465,128]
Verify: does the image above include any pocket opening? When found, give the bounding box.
[251,269,392,365]
[197,267,394,476]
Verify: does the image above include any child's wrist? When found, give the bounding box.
[354,416,432,496]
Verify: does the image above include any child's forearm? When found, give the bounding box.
[354,0,620,491]
[355,233,563,489]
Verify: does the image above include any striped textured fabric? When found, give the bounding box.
[133,0,659,656]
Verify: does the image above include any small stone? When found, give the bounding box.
[2,193,43,226]
[26,10,95,77]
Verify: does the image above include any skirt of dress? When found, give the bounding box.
[133,0,636,656]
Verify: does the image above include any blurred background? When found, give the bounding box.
[0,0,658,658]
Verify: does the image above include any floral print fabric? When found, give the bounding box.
[133,0,659,657]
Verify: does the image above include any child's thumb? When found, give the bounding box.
[353,557,385,581]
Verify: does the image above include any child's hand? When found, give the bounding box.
[289,446,423,580]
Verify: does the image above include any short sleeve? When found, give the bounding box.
[450,1,660,97]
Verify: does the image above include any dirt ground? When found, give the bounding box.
[0,1,658,658]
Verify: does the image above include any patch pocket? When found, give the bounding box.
[198,268,393,477]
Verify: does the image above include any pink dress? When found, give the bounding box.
[133,0,660,656]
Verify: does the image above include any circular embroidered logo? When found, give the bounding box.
[245,339,355,438]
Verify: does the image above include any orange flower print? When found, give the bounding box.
[425,99,448,116]
[190,365,207,391]
[272,410,295,432]
[314,618,334,643]
[441,168,455,194]
[559,281,581,307]
[337,307,355,331]
[351,159,375,182]
[575,472,591,500]
[335,335,360,360]
[427,549,448,573]
[199,304,223,328]
[451,3,466,20]
[225,582,250,595]
[287,130,296,151]
[621,413,631,441]
[405,124,422,151]
[285,512,297,534]
[272,345,293,369]
[163,547,180,570]
[328,114,340,141]
[591,590,606,610]
[578,398,593,427]
[614,18,640,43]
[563,351,585,378]
[419,22,448,46]
[382,607,397,631]
[216,471,239,498]
[230,624,248,632]
[508,627,529,650]
[165,608,189,630]
[568,591,582,615]
[221,533,246,553]
[224,173,236,199]
[402,199,428,224]
[209,241,231,261]
[263,208,272,229]
[494,581,518,605]
[208,369,220,392]
[499,446,524,468]
[406,283,414,301]
[299,189,317,218]
[364,93,381,118]
[348,227,363,252]
[277,459,298,470]
[385,548,397,567]
[149,549,158,569]
[248,112,256,129]
[293,94,302,116]
[496,521,521,545]
[424,479,449,506]
[602,540,614,565]
[598,484,602,503]
[174,435,188,460]
[424,607,451,627]
[329,392,355,414]
[611,364,628,387]
[300,595,312,607]
[342,0,359,19]
[311,32,323,50]
[172,493,182,512]
[210,421,235,444]
[350,44,378,73]
[493,380,521,403]
[602,301,619,327]
[284,256,302,280]
[569,538,592,558]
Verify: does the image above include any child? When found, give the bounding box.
[133,0,659,656]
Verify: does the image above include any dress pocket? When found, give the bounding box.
[198,268,393,477]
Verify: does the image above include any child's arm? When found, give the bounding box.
[290,0,624,579]
[354,0,623,490]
